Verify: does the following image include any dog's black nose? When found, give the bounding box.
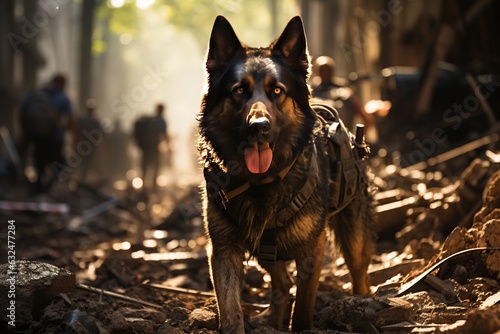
[249,117,270,134]
[247,102,272,141]
[249,116,271,140]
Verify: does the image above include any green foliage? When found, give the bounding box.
[96,2,140,36]
[93,0,299,52]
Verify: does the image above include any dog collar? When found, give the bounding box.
[204,144,318,226]
[204,149,301,210]
[215,154,300,210]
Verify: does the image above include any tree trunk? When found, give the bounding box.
[79,0,96,112]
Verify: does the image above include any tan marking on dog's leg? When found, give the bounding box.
[210,247,245,334]
[291,231,326,332]
[259,261,293,330]
[343,223,373,295]
[347,246,372,295]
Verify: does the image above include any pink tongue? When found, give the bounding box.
[244,142,273,174]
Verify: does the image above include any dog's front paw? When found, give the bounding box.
[220,325,245,334]
[247,307,286,332]
[220,316,246,334]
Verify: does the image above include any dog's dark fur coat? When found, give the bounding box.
[198,16,375,333]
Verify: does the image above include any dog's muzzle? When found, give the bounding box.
[247,102,272,142]
[245,102,274,174]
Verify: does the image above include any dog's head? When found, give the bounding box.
[199,16,316,179]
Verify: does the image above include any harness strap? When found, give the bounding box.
[204,102,366,264]
[270,144,318,228]
[258,229,277,263]
[204,144,319,263]
[208,149,301,210]
[257,145,318,263]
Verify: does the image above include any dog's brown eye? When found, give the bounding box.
[273,87,283,95]
[234,86,245,95]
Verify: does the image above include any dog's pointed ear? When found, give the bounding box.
[272,16,310,73]
[207,16,244,71]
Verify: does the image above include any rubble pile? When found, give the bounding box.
[1,150,499,333]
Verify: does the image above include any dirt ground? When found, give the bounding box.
[1,151,499,334]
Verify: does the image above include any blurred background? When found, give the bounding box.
[1,0,302,185]
[1,0,499,188]
[1,2,500,332]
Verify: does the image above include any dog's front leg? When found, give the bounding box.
[258,261,293,330]
[210,244,245,334]
[291,231,326,332]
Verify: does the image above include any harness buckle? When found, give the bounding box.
[258,228,278,264]
[258,243,277,264]
[218,189,229,210]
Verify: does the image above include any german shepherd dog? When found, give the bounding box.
[198,16,375,333]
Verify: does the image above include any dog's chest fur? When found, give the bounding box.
[204,140,329,260]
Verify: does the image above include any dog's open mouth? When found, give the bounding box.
[244,142,273,174]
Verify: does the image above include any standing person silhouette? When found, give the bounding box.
[133,103,169,190]
[19,74,76,193]
[312,56,372,132]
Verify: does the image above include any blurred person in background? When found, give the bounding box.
[312,56,373,132]
[18,74,76,193]
[133,103,170,190]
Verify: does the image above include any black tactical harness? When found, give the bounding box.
[313,103,370,216]
[203,103,369,263]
